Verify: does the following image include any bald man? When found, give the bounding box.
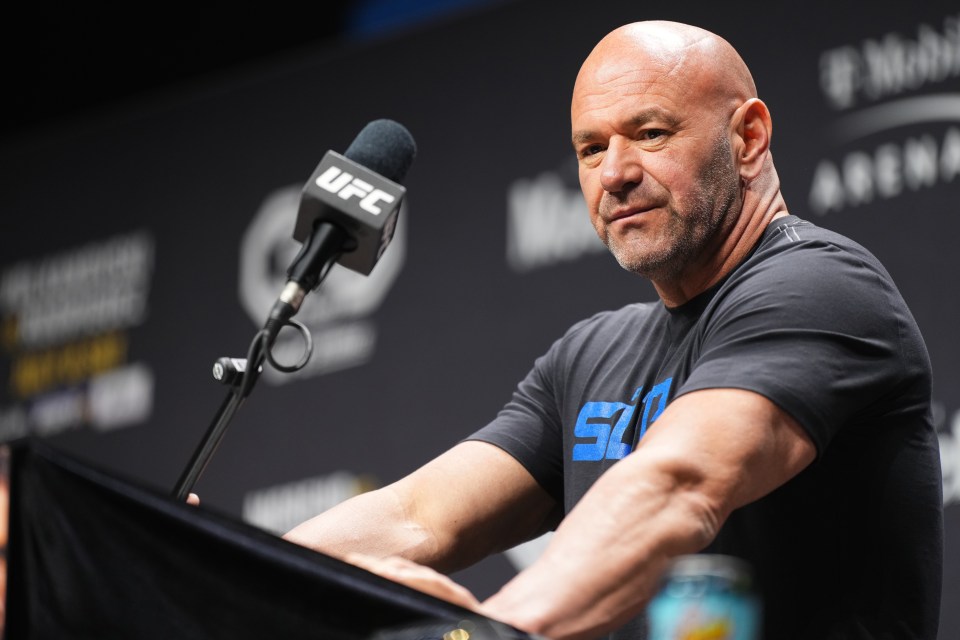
[285,21,942,640]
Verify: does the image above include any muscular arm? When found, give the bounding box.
[283,440,561,574]
[285,388,814,639]
[480,387,816,640]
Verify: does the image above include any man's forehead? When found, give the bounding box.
[578,39,678,84]
[571,59,691,121]
[573,39,696,113]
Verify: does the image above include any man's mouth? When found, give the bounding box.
[606,204,656,224]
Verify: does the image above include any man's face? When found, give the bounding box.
[571,54,741,282]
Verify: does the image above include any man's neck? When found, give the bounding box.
[653,192,788,308]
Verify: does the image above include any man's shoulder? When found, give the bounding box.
[719,215,922,347]
[758,216,882,265]
[740,215,895,290]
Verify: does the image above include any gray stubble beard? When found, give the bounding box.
[605,131,741,283]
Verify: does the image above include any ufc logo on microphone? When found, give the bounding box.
[315,166,396,215]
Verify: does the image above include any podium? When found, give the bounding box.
[3,438,531,639]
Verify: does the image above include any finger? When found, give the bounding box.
[344,554,481,610]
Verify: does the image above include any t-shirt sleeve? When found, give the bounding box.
[678,237,929,455]
[462,317,597,505]
[464,362,564,503]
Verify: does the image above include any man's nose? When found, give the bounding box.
[599,137,643,193]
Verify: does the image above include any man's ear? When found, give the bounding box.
[733,98,772,180]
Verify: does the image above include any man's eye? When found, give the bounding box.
[643,129,666,140]
[580,144,605,158]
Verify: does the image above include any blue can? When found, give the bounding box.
[647,554,761,640]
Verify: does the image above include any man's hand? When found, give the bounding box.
[344,553,482,611]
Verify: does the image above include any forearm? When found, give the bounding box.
[282,484,440,565]
[282,441,560,573]
[481,389,814,639]
[481,450,723,640]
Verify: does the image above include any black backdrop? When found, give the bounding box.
[1,1,958,637]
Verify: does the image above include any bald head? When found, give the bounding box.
[575,21,757,111]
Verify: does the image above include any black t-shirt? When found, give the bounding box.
[468,216,943,639]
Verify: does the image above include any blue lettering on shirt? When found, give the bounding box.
[572,377,673,462]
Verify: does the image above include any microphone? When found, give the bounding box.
[266,119,417,337]
[172,120,415,501]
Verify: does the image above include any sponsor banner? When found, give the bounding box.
[238,185,407,382]
[936,402,960,506]
[809,14,960,215]
[506,160,606,272]
[0,232,156,441]
[242,470,380,536]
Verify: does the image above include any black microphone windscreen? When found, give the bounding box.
[343,119,417,184]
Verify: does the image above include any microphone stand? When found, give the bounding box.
[171,224,342,502]
[171,331,268,501]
